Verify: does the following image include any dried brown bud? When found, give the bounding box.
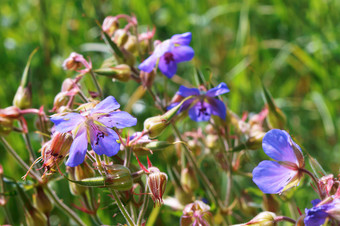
[147,167,168,205]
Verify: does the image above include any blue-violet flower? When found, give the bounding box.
[304,198,340,226]
[50,96,137,167]
[138,32,194,78]
[252,129,305,194]
[168,83,229,122]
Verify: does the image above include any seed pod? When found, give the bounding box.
[13,85,32,109]
[66,165,133,191]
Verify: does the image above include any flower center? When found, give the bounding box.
[164,52,174,64]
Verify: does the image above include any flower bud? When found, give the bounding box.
[245,211,277,226]
[67,166,86,195]
[41,132,73,176]
[140,70,155,88]
[94,64,131,82]
[102,16,119,36]
[0,117,13,136]
[25,207,47,226]
[62,52,91,72]
[262,194,279,213]
[267,105,286,130]
[175,186,193,205]
[144,97,191,138]
[0,106,21,119]
[180,167,199,193]
[52,92,69,112]
[61,78,76,92]
[33,186,53,215]
[13,85,32,109]
[124,35,137,54]
[147,167,168,205]
[180,200,213,226]
[113,29,129,47]
[246,130,266,150]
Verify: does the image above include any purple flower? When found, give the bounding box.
[168,83,229,122]
[252,129,305,194]
[138,32,194,78]
[50,96,137,167]
[304,198,340,226]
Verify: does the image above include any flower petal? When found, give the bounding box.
[188,101,211,121]
[177,86,200,97]
[304,206,329,226]
[50,113,85,133]
[206,83,230,97]
[172,46,195,63]
[208,98,226,120]
[98,111,137,129]
[262,129,302,164]
[153,39,174,58]
[92,96,120,114]
[252,160,298,194]
[90,127,120,156]
[66,127,88,167]
[138,54,158,73]
[158,55,177,78]
[171,32,192,45]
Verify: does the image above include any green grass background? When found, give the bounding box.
[1,0,340,224]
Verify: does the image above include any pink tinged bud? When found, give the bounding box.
[62,52,91,72]
[13,85,32,109]
[319,174,335,197]
[147,167,168,205]
[245,211,277,226]
[102,16,119,36]
[61,78,77,92]
[52,92,69,112]
[180,200,212,226]
[140,70,156,88]
[41,132,73,176]
[0,106,21,119]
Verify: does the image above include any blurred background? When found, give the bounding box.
[1,0,340,224]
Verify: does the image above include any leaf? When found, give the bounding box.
[102,31,124,59]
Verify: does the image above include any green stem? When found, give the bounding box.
[171,125,225,210]
[89,70,103,99]
[81,193,102,225]
[124,147,132,168]
[0,137,42,183]
[109,188,136,226]
[137,182,149,226]
[44,185,86,226]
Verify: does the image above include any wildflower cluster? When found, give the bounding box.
[0,12,338,226]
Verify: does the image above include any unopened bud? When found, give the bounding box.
[76,100,100,112]
[94,64,131,82]
[147,167,168,205]
[113,29,129,47]
[67,166,86,195]
[0,106,21,119]
[33,186,53,215]
[52,92,69,111]
[180,167,199,193]
[267,105,286,129]
[61,78,76,92]
[0,117,13,136]
[124,35,137,54]
[75,161,95,181]
[246,211,277,226]
[102,16,119,36]
[246,130,266,150]
[121,49,136,67]
[13,85,32,109]
[175,186,193,205]
[144,97,191,138]
[25,208,47,226]
[140,70,156,88]
[262,194,279,213]
[180,200,212,226]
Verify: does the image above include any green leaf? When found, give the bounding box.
[102,31,124,59]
